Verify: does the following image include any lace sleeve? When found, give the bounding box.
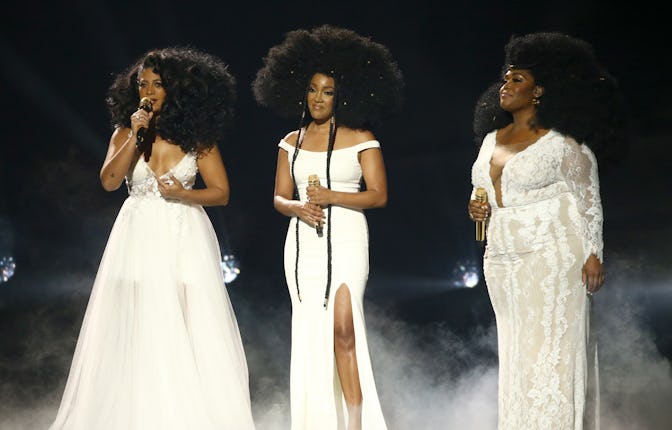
[561,138,604,261]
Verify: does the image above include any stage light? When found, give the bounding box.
[221,254,240,284]
[0,216,15,284]
[0,256,16,283]
[451,260,480,288]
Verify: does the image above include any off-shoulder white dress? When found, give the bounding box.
[279,138,388,430]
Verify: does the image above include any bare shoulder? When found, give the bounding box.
[198,144,222,160]
[337,127,377,148]
[282,129,300,147]
[111,126,131,144]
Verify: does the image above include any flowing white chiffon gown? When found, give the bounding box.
[279,139,388,430]
[49,152,256,430]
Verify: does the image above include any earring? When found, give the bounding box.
[532,88,542,105]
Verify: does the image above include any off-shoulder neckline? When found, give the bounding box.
[279,139,379,153]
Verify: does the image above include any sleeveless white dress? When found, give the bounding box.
[471,129,602,430]
[48,152,256,430]
[279,139,388,430]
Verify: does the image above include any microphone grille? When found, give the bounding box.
[139,97,153,112]
[308,174,320,186]
[475,187,488,202]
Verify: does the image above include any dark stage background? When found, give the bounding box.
[1,1,671,429]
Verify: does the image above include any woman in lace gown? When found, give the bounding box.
[468,33,629,430]
[48,47,256,430]
[252,25,404,430]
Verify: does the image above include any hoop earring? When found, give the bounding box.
[532,97,540,105]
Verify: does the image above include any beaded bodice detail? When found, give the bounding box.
[125,152,198,198]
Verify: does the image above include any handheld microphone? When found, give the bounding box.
[308,174,324,236]
[136,97,153,161]
[475,187,488,242]
[136,97,153,143]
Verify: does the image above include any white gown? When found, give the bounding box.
[471,129,602,430]
[279,139,388,430]
[49,152,256,430]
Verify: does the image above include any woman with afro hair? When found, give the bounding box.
[252,25,404,430]
[468,32,629,429]
[48,47,256,430]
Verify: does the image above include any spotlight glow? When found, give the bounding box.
[451,260,480,288]
[221,254,240,284]
[0,256,16,283]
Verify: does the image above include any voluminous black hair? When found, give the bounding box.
[252,24,404,130]
[106,46,236,154]
[473,32,630,164]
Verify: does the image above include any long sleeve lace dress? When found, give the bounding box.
[471,129,602,430]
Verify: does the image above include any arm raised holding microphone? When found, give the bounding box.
[100,96,154,191]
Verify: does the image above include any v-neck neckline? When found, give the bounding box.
[486,129,555,208]
[143,152,191,178]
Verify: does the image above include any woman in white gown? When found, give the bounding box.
[252,25,404,430]
[48,47,256,430]
[468,33,629,430]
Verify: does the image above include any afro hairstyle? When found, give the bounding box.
[252,24,404,130]
[106,46,237,154]
[473,32,630,164]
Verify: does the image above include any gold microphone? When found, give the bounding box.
[138,96,153,112]
[136,97,153,141]
[308,174,323,236]
[475,187,488,242]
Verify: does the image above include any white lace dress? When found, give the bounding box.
[279,139,388,430]
[471,129,602,430]
[48,152,256,430]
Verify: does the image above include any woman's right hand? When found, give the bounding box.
[294,201,325,228]
[130,108,152,136]
[468,199,491,222]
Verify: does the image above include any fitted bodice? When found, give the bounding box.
[125,152,198,198]
[278,139,380,202]
[471,129,604,259]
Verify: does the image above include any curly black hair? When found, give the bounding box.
[106,46,236,154]
[252,24,404,130]
[473,32,630,164]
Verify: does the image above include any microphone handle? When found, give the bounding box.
[135,127,148,151]
[475,187,488,242]
[308,174,324,236]
[135,98,153,159]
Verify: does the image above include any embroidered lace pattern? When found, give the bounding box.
[471,129,602,430]
[126,152,198,199]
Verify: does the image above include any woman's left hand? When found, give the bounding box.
[156,174,185,200]
[306,184,331,207]
[582,254,605,296]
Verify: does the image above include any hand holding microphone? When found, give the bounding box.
[474,187,489,242]
[133,97,153,161]
[307,174,324,236]
[135,97,153,142]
